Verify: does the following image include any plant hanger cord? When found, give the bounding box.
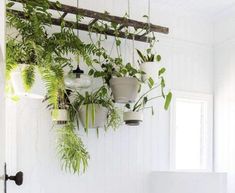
[128,0,136,67]
[147,0,151,44]
[76,0,80,69]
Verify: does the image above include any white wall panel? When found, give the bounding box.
[5,1,213,193]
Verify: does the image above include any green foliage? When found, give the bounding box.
[57,123,90,174]
[136,49,161,64]
[89,57,143,86]
[41,65,65,109]
[126,67,172,113]
[6,0,95,99]
[71,86,121,131]
[21,65,35,91]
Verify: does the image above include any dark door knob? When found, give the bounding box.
[6,171,23,186]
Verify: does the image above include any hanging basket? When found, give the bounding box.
[51,109,68,124]
[78,104,108,129]
[11,64,46,99]
[140,62,159,81]
[123,111,143,126]
[109,77,139,103]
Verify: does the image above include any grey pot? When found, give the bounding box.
[109,77,139,103]
[79,104,108,129]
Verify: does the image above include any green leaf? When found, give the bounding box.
[88,69,94,76]
[125,104,131,109]
[156,55,161,62]
[91,103,95,128]
[85,104,89,131]
[148,77,154,88]
[21,65,35,92]
[164,92,172,110]
[158,67,166,76]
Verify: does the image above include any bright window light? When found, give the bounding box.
[170,91,213,171]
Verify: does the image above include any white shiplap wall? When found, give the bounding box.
[6,1,213,193]
[214,9,235,193]
[0,0,5,191]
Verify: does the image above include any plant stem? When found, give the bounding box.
[133,83,161,110]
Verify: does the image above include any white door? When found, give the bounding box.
[0,0,6,192]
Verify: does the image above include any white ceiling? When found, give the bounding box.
[151,0,235,17]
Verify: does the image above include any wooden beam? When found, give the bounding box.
[10,0,169,34]
[7,9,150,42]
[89,18,99,26]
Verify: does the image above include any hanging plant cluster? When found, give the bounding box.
[6,0,172,174]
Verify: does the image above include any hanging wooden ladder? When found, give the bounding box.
[7,0,169,43]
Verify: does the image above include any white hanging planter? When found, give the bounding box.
[140,62,159,81]
[52,109,68,124]
[109,77,139,103]
[11,64,46,99]
[79,104,108,129]
[123,111,143,126]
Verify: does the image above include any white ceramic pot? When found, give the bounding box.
[79,104,108,128]
[52,109,68,124]
[123,111,143,126]
[140,62,159,81]
[11,64,46,99]
[109,77,139,103]
[64,74,92,89]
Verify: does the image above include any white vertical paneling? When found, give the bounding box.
[0,0,5,192]
[5,1,213,193]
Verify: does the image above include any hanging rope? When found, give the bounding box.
[147,0,151,44]
[76,0,80,67]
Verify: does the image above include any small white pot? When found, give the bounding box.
[79,104,108,129]
[140,62,159,81]
[109,77,139,103]
[123,111,143,126]
[11,64,46,99]
[52,109,68,124]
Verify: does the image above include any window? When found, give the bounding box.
[170,91,213,171]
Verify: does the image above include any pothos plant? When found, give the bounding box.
[70,86,122,133]
[125,67,172,113]
[87,14,144,86]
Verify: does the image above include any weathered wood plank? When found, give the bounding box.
[10,0,169,34]
[7,9,150,42]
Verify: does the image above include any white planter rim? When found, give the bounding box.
[123,111,143,126]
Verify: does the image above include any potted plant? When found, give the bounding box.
[71,86,122,132]
[89,57,143,103]
[6,0,95,99]
[124,68,172,126]
[51,91,70,125]
[137,48,162,81]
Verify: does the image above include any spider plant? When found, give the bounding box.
[57,122,90,174]
[70,86,122,133]
[136,49,161,64]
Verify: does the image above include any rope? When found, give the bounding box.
[76,0,80,66]
[147,0,151,44]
